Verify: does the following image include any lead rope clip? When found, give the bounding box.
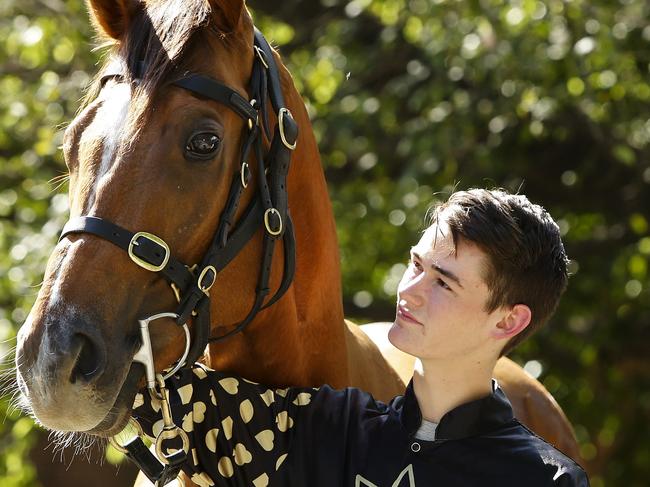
[152,374,190,464]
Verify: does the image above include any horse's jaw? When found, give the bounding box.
[84,365,144,437]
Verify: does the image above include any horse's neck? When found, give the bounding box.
[206,57,349,388]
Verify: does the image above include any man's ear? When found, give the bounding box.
[207,0,245,33]
[87,0,138,40]
[492,304,531,340]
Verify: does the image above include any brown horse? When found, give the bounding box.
[14,0,580,483]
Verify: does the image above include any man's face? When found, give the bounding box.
[388,217,506,362]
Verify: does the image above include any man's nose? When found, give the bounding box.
[398,274,425,306]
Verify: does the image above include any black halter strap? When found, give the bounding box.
[60,29,298,368]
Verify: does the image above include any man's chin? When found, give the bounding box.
[387,321,416,354]
[387,320,403,345]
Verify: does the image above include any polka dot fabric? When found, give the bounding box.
[131,363,371,486]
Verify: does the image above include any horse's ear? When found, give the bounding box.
[87,0,138,40]
[207,0,245,33]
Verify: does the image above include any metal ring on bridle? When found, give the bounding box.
[241,161,250,188]
[161,323,191,383]
[254,46,269,69]
[264,208,283,236]
[132,312,192,391]
[278,108,297,150]
[109,417,144,454]
[170,282,182,303]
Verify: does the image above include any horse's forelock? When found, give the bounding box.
[81,0,217,154]
[120,0,213,145]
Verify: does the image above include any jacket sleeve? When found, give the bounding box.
[131,363,378,487]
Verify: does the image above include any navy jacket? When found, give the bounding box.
[133,364,589,487]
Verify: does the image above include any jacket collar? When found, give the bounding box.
[398,379,515,440]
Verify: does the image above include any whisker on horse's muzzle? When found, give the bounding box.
[14,311,129,433]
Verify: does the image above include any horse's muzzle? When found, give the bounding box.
[15,311,127,432]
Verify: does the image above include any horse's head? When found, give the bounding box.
[15,0,278,436]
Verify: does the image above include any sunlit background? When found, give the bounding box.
[1,1,649,486]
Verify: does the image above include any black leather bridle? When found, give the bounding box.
[59,29,298,486]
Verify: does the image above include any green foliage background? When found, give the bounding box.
[1,0,648,485]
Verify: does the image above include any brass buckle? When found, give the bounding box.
[128,232,170,272]
[248,99,258,130]
[264,208,283,236]
[198,265,217,295]
[278,108,297,150]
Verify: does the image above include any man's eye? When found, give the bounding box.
[437,278,451,291]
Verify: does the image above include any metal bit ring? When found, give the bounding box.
[155,427,190,464]
[132,312,191,391]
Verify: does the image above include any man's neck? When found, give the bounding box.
[412,355,496,424]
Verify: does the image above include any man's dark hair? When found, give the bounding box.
[428,188,569,356]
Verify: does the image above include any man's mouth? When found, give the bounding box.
[397,305,422,325]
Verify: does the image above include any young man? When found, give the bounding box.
[133,188,589,486]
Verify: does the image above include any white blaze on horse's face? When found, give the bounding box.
[94,82,132,206]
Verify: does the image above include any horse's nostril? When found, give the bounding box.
[70,334,102,384]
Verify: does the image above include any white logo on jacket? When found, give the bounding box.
[355,464,415,487]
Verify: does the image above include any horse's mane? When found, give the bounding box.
[81,0,231,149]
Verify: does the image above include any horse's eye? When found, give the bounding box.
[185,132,221,160]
